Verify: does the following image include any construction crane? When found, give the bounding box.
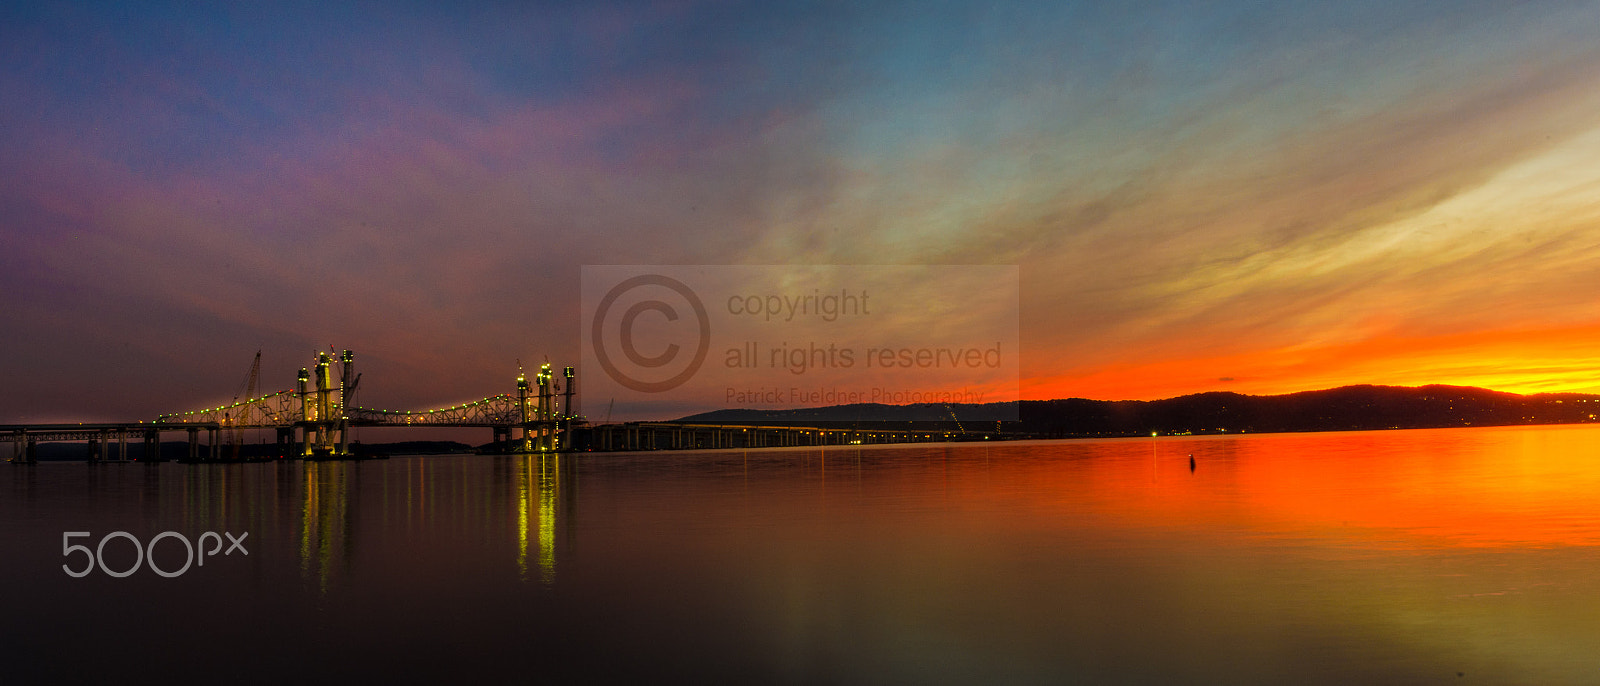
[943,403,967,434]
[227,351,261,460]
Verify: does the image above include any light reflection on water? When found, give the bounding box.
[3,425,1600,683]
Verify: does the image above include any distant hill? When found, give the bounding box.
[678,385,1600,437]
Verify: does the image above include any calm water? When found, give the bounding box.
[5,425,1600,683]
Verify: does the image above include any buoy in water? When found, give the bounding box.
[1189,454,1195,471]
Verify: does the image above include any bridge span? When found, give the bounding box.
[2,423,220,463]
[582,422,971,451]
[5,349,1000,463]
[5,349,576,463]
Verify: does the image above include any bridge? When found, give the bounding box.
[584,422,965,451]
[1,422,214,463]
[5,350,575,463]
[157,350,576,459]
[4,349,991,463]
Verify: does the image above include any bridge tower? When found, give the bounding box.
[517,369,534,453]
[297,350,354,459]
[537,363,554,451]
[338,349,354,456]
[316,352,333,438]
[561,366,575,450]
[298,366,313,458]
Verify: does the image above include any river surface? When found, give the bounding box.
[4,425,1600,683]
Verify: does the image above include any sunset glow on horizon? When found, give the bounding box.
[1028,322,1600,401]
[6,1,1600,419]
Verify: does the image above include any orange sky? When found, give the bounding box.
[1017,119,1600,402]
[1027,322,1600,401]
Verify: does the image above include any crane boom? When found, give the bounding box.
[228,351,261,460]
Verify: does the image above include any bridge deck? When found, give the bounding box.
[1,423,218,431]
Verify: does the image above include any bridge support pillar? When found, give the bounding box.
[88,433,102,464]
[25,436,37,464]
[144,431,163,462]
[209,428,219,461]
[276,428,293,459]
[187,427,199,462]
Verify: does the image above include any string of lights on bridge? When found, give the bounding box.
[349,395,520,417]
[156,392,529,423]
[156,390,299,421]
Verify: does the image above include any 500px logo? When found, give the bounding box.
[589,274,711,393]
[62,530,248,578]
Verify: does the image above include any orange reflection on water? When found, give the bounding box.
[978,425,1600,550]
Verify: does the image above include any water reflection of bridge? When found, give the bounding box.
[293,455,573,590]
[298,461,357,593]
[509,454,568,584]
